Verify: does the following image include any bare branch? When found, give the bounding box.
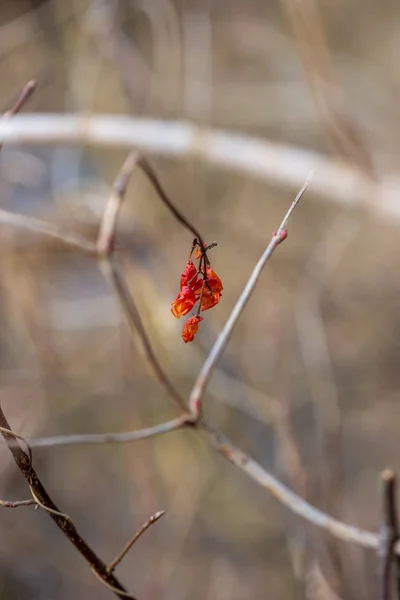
[102,258,188,413]
[107,510,166,573]
[199,420,380,551]
[379,469,400,600]
[96,152,139,256]
[0,498,37,508]
[26,416,186,448]
[24,412,398,556]
[137,156,206,247]
[188,174,312,419]
[1,80,37,152]
[0,404,135,599]
[0,114,386,216]
[0,209,96,253]
[2,80,37,120]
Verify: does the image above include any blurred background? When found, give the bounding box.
[0,0,399,599]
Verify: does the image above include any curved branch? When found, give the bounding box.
[0,209,96,252]
[0,114,390,217]
[27,416,186,448]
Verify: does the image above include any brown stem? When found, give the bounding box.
[0,405,135,600]
[107,511,166,573]
[137,157,206,248]
[103,258,188,413]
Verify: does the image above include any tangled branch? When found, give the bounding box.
[0,81,393,600]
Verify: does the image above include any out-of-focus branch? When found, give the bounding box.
[281,0,373,177]
[96,152,138,255]
[379,470,400,600]
[0,405,135,599]
[0,80,37,153]
[198,420,380,551]
[2,80,37,120]
[107,510,166,573]
[0,114,389,217]
[188,174,312,419]
[0,209,96,253]
[27,416,186,448]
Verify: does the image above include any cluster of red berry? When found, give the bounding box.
[171,241,223,343]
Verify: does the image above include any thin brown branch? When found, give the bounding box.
[107,510,166,573]
[102,258,188,413]
[0,209,96,253]
[0,404,135,600]
[137,156,206,248]
[188,173,312,419]
[27,416,186,448]
[96,152,139,256]
[379,470,400,600]
[0,498,37,508]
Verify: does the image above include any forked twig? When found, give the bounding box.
[188,172,313,419]
[379,470,400,600]
[107,510,166,573]
[0,405,135,599]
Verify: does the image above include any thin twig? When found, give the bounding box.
[0,405,135,600]
[96,152,139,256]
[27,416,186,448]
[379,470,400,600]
[103,258,188,413]
[0,498,37,508]
[2,80,37,120]
[137,156,206,248]
[0,80,37,153]
[107,510,166,573]
[0,209,96,253]
[188,173,312,419]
